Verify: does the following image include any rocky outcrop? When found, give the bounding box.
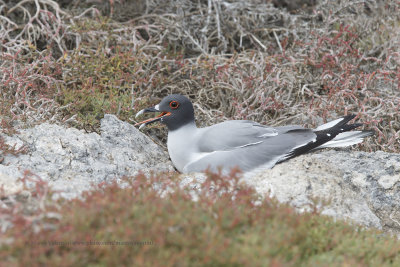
[0,115,174,199]
[243,150,400,234]
[1,115,400,234]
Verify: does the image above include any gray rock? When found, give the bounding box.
[242,150,400,234]
[0,171,23,198]
[0,115,174,199]
[1,115,400,234]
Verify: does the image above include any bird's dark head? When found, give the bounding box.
[135,94,195,131]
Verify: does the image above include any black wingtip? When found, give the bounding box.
[343,114,357,120]
[278,115,373,164]
[363,129,375,137]
[336,114,357,127]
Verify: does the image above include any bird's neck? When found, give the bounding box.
[167,122,198,172]
[167,121,197,132]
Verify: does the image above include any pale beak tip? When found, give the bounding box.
[135,109,144,118]
[139,124,146,130]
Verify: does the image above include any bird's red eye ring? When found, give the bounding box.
[169,101,179,109]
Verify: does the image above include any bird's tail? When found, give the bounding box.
[314,114,374,149]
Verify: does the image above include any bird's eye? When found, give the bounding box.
[169,101,179,109]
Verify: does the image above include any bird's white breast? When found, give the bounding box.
[167,123,201,172]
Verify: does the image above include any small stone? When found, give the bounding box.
[378,175,400,190]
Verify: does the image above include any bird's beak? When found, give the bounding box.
[134,105,171,129]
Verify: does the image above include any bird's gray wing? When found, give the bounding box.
[197,120,280,152]
[185,122,316,173]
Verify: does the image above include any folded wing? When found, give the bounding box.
[185,121,316,173]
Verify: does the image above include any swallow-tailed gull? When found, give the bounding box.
[135,94,374,174]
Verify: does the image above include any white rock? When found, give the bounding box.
[0,115,174,199]
[0,171,22,197]
[242,150,400,233]
[2,115,400,235]
[378,175,400,189]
